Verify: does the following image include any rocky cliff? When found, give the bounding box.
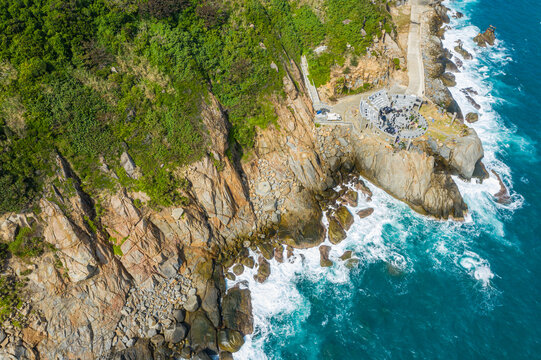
[0,4,485,358]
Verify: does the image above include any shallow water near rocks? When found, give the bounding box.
[229,0,541,358]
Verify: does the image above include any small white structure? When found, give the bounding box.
[327,113,342,121]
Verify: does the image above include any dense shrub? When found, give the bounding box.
[8,227,43,259]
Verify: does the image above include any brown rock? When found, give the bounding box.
[222,285,253,335]
[188,311,217,353]
[341,189,358,207]
[328,217,346,245]
[220,351,234,360]
[274,245,284,263]
[286,246,294,258]
[319,245,332,267]
[492,170,511,205]
[241,256,255,269]
[465,112,479,123]
[254,256,271,283]
[334,206,354,231]
[356,208,374,218]
[354,179,373,200]
[217,329,244,353]
[232,264,244,276]
[259,243,274,260]
[340,250,353,260]
[225,272,236,281]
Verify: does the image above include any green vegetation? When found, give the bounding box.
[393,57,401,70]
[0,0,390,214]
[0,243,24,323]
[308,0,391,86]
[0,274,23,323]
[8,226,43,259]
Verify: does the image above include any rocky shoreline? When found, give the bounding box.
[0,1,500,359]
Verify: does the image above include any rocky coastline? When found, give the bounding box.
[0,1,498,359]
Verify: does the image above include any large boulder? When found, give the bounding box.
[447,129,484,179]
[164,323,187,344]
[222,286,253,335]
[184,294,200,313]
[278,189,325,249]
[217,329,245,353]
[328,217,346,245]
[334,206,354,231]
[254,257,270,283]
[201,284,221,328]
[188,311,217,353]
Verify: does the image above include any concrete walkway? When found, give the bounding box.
[405,0,427,98]
[300,55,324,109]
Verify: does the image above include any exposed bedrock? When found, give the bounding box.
[352,137,467,219]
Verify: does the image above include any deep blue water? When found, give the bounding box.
[232,1,541,358]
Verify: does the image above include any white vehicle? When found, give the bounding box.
[327,113,342,121]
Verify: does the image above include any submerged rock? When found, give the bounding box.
[345,258,360,269]
[340,250,353,260]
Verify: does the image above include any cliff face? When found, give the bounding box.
[0,9,485,359]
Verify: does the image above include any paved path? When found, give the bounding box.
[300,55,323,109]
[405,0,426,98]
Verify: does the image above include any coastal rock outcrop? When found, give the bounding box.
[474,26,496,47]
[353,137,467,219]
[422,7,463,118]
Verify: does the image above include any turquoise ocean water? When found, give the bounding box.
[230,0,541,358]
